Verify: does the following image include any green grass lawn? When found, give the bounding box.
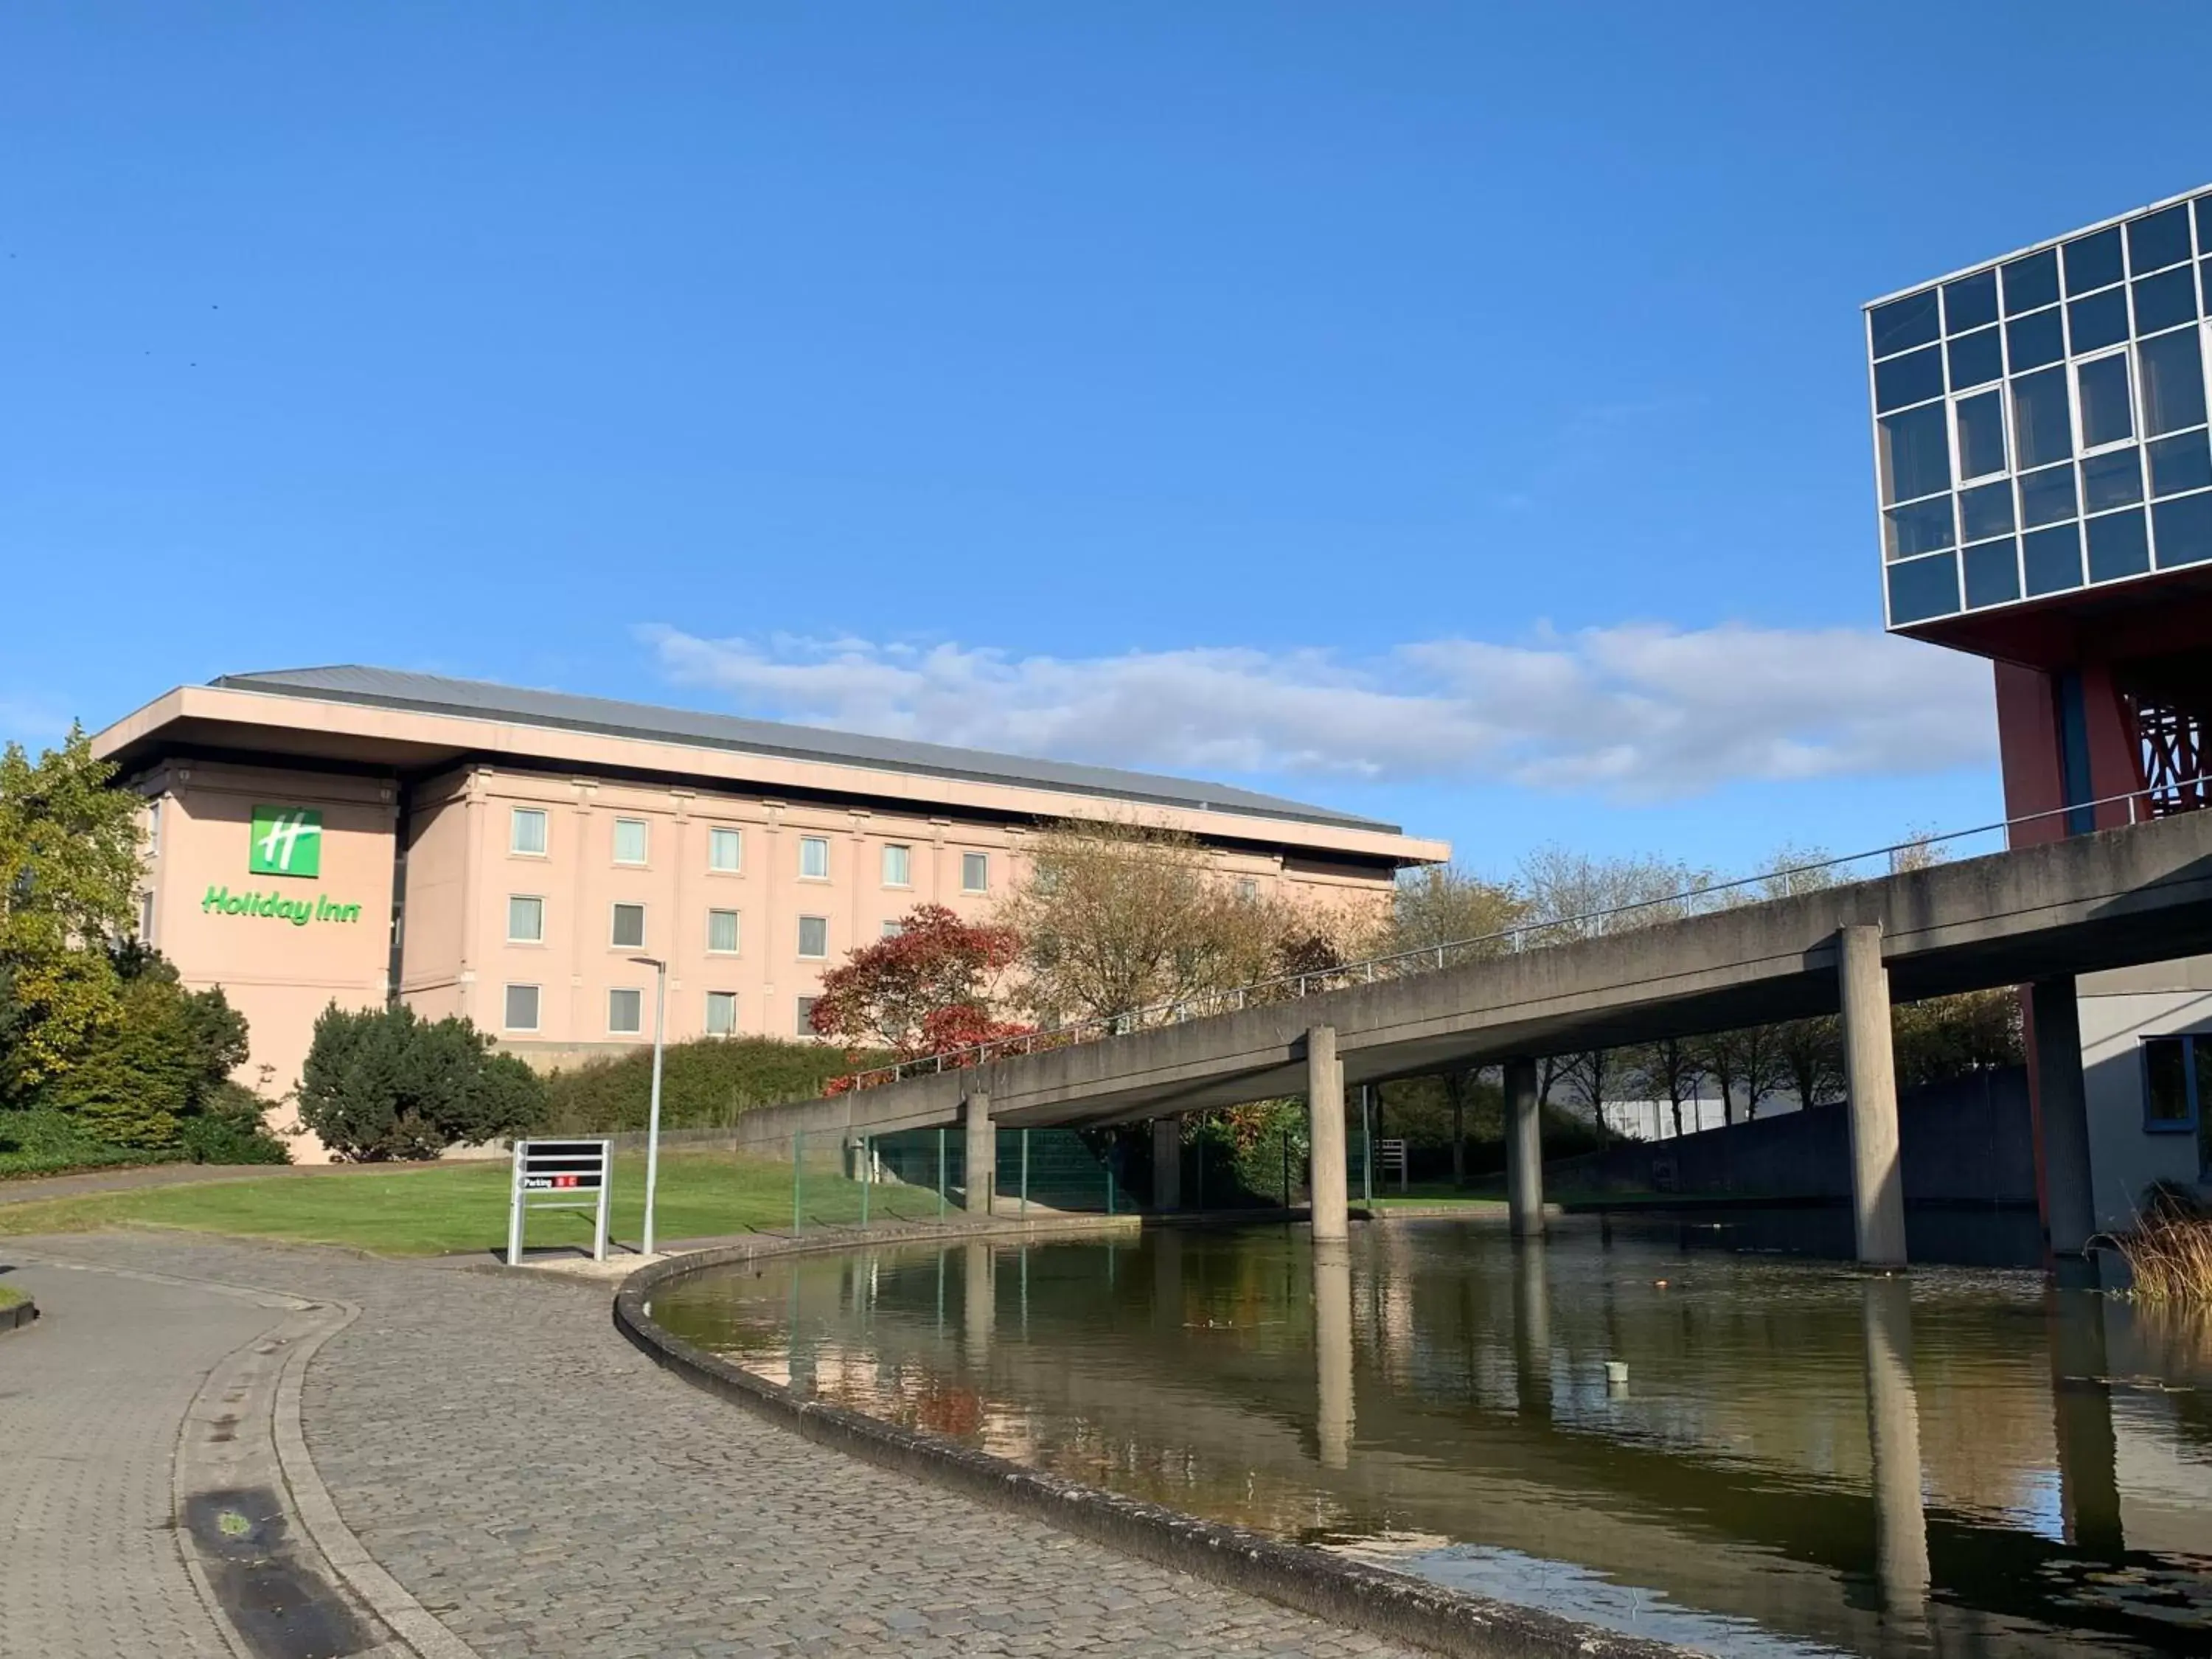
[0,1283,26,1310]
[0,1150,963,1257]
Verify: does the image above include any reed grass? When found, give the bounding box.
[2109,1212,2212,1305]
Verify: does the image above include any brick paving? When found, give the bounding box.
[4,1234,1416,1658]
[0,1253,290,1657]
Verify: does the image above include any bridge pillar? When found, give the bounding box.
[1307,1026,1349,1243]
[963,1091,993,1215]
[1150,1116,1182,1211]
[1838,924,1907,1267]
[1504,1057,1543,1239]
[2031,978,2097,1255]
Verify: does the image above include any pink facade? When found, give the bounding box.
[97,669,1447,1158]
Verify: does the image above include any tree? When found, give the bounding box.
[41,946,249,1148]
[1374,865,1524,964]
[1893,989,2023,1088]
[0,726,145,1094]
[1775,1015,1846,1110]
[297,1003,546,1161]
[1697,1022,1791,1123]
[997,818,1330,1026]
[808,904,1022,1060]
[1628,1034,1705,1137]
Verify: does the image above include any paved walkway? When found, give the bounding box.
[1,1232,1413,1658]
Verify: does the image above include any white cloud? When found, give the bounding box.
[638,621,1994,804]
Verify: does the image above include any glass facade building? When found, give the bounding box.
[1868,187,2212,628]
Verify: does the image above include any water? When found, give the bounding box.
[652,1219,2212,1656]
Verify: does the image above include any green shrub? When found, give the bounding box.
[38,948,248,1149]
[299,1003,546,1161]
[0,1103,185,1179]
[176,1081,291,1166]
[539,1037,880,1134]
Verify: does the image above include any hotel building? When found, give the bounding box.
[94,667,1447,1152]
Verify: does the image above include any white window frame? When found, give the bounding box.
[608,986,644,1035]
[137,890,156,942]
[706,908,741,955]
[1949,386,2012,485]
[610,901,647,950]
[507,894,546,945]
[2072,344,2138,456]
[504,983,542,1033]
[705,990,738,1037]
[707,826,744,873]
[796,914,829,959]
[510,807,549,857]
[881,919,905,939]
[147,798,161,857]
[612,816,650,866]
[798,835,830,880]
[961,851,990,894]
[882,843,913,888]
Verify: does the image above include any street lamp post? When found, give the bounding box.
[630,956,668,1256]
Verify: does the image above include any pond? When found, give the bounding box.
[651,1219,2212,1656]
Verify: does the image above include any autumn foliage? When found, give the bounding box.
[808,905,1027,1071]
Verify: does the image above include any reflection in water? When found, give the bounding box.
[1314,1241,1353,1469]
[658,1219,2212,1657]
[1857,1279,1928,1629]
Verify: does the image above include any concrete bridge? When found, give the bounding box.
[739,810,2212,1264]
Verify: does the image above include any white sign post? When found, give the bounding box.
[507,1138,613,1266]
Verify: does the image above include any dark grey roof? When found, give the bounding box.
[211,665,1402,835]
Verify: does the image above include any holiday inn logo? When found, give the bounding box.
[248,804,322,877]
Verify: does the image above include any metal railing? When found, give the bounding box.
[840,785,2168,1091]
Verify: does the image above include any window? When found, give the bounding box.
[2000,248,2059,316]
[1945,326,2001,392]
[707,908,740,954]
[610,902,646,950]
[2141,1034,2212,1137]
[1955,389,2008,480]
[2005,307,2063,374]
[2139,329,2207,437]
[137,890,155,939]
[799,835,830,880]
[705,991,737,1037]
[608,987,643,1035]
[2081,448,2143,513]
[1874,345,1943,413]
[797,915,828,959]
[613,818,649,865]
[504,984,540,1032]
[1885,496,1955,559]
[1959,480,2014,540]
[961,852,989,894]
[511,808,549,856]
[1877,403,1950,504]
[2023,523,2083,596]
[1886,551,1959,624]
[2132,268,2198,336]
[1942,269,1997,334]
[147,799,161,856]
[1235,877,1259,901]
[2129,205,2194,275]
[708,827,743,872]
[2076,355,2134,450]
[507,895,545,943]
[2018,464,2077,529]
[2068,288,2129,356]
[1869,289,1938,357]
[797,995,821,1036]
[2062,227,2122,296]
[882,844,912,887]
[2087,509,2151,582]
[881,919,905,939]
[2149,430,2212,497]
[2011,367,2074,470]
[1962,539,2020,608]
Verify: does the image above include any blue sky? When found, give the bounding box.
[6,3,2208,883]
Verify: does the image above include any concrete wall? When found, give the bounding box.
[1545,1068,2038,1205]
[134,758,400,1155]
[2078,958,2212,1228]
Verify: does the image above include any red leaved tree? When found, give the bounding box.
[808,905,1026,1068]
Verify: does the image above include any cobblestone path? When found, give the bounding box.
[3,1234,1415,1658]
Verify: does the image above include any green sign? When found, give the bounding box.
[249,804,323,877]
[202,886,363,927]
